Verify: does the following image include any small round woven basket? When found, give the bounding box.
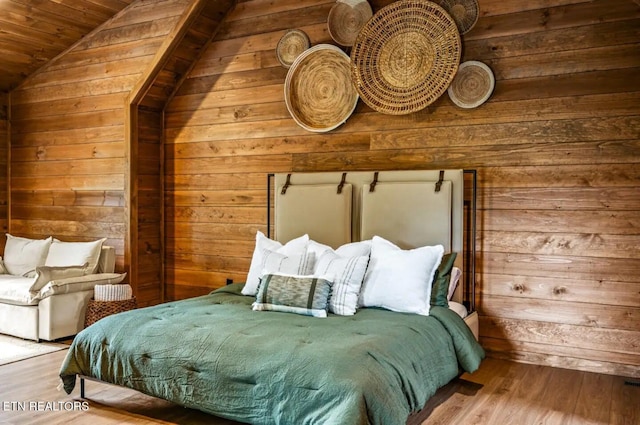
[84,297,137,327]
[350,0,461,115]
[434,0,479,35]
[285,44,359,132]
[276,29,311,68]
[328,0,373,47]
[447,60,495,108]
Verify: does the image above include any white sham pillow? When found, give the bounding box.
[259,250,315,281]
[45,238,106,274]
[4,234,53,277]
[307,239,372,260]
[242,231,309,296]
[306,240,333,260]
[314,249,369,316]
[448,266,462,301]
[335,240,371,257]
[358,236,444,316]
[448,300,468,319]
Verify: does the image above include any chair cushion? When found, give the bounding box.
[0,275,39,306]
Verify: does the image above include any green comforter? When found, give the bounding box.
[60,284,484,425]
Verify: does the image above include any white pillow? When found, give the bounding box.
[307,239,371,258]
[448,266,462,301]
[358,236,444,316]
[242,231,309,296]
[259,250,315,281]
[306,240,333,260]
[0,257,7,274]
[307,239,371,260]
[4,234,53,277]
[314,249,369,316]
[45,238,106,274]
[335,240,371,257]
[448,301,468,319]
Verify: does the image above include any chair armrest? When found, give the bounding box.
[35,273,127,301]
[97,246,116,273]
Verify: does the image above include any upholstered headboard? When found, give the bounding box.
[268,170,476,309]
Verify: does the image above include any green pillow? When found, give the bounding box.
[430,252,457,307]
[253,274,333,318]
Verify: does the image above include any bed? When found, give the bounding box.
[59,169,484,425]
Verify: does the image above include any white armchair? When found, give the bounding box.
[0,246,125,341]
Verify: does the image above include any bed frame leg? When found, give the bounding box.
[80,377,85,399]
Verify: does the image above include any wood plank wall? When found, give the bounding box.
[9,0,195,303]
[132,0,236,306]
[0,92,7,253]
[164,0,640,377]
[133,106,164,305]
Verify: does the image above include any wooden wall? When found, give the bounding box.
[9,0,196,305]
[131,105,165,305]
[0,92,7,254]
[130,0,235,306]
[164,0,640,377]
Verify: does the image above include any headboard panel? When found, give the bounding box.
[360,181,453,251]
[275,183,352,248]
[269,169,475,310]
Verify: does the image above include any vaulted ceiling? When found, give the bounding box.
[0,0,136,93]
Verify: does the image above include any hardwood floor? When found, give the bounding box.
[0,350,637,424]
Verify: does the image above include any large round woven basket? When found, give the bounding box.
[350,0,461,115]
[447,60,495,108]
[84,297,137,327]
[434,0,479,35]
[285,44,359,132]
[276,29,311,68]
[328,0,373,47]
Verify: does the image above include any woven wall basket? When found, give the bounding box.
[350,0,461,115]
[447,60,495,108]
[276,29,311,68]
[328,0,373,47]
[434,0,479,34]
[285,44,359,132]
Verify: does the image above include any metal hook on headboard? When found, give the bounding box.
[369,171,379,192]
[281,173,292,195]
[337,173,347,194]
[435,170,445,192]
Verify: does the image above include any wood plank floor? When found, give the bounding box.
[0,349,638,424]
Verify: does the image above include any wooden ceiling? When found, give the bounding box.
[0,0,136,93]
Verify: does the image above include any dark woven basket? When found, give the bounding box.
[84,297,137,327]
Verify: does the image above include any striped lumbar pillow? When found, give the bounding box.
[314,251,369,316]
[252,273,333,318]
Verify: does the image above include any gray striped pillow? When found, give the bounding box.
[252,274,333,318]
[314,251,369,316]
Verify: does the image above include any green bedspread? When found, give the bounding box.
[60,284,484,425]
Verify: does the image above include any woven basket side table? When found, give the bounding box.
[84,297,137,327]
